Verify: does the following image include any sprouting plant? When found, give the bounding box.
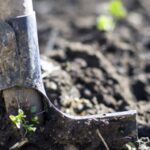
[96,0,126,31]
[31,116,39,124]
[108,0,126,18]
[96,15,115,31]
[9,109,37,136]
[9,109,25,129]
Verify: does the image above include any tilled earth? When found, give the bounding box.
[0,0,150,149]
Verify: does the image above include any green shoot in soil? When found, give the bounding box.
[9,109,37,136]
[108,0,126,18]
[96,0,126,31]
[96,15,115,31]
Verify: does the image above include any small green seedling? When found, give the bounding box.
[96,15,115,31]
[9,109,37,136]
[96,0,126,31]
[31,116,39,124]
[108,0,126,18]
[9,109,25,129]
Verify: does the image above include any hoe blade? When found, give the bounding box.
[45,109,137,149]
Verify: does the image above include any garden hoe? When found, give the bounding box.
[0,0,137,149]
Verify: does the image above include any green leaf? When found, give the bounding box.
[18,109,25,118]
[27,126,36,132]
[96,15,115,31]
[23,124,36,132]
[108,0,126,18]
[9,115,17,123]
[31,116,39,124]
[18,109,24,115]
[9,115,22,129]
[9,109,25,129]
[9,109,37,134]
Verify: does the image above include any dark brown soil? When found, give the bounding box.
[0,0,150,149]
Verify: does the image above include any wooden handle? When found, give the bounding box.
[0,0,34,20]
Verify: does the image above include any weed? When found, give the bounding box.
[9,109,37,137]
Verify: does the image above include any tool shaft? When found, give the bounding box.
[0,0,33,19]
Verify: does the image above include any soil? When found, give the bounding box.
[0,0,150,149]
